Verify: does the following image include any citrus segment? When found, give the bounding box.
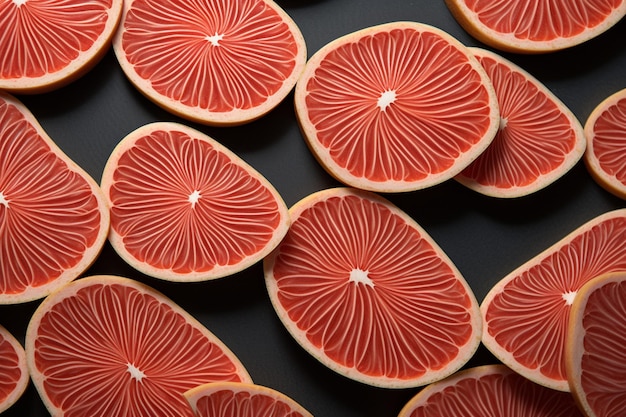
[583,88,626,200]
[100,122,289,282]
[566,272,626,417]
[294,22,499,193]
[398,364,584,417]
[445,0,626,53]
[455,47,586,197]
[481,208,626,391]
[0,92,109,304]
[0,325,29,413]
[264,187,482,388]
[185,382,313,417]
[0,0,123,93]
[25,275,251,417]
[113,0,306,126]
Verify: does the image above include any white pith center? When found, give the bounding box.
[562,290,578,306]
[0,192,8,208]
[205,32,224,46]
[127,363,146,382]
[13,0,27,6]
[188,190,201,208]
[377,90,396,112]
[499,117,508,130]
[349,268,374,287]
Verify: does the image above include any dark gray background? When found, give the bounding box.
[2,0,626,416]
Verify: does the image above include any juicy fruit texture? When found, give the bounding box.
[445,0,626,53]
[113,0,307,126]
[397,364,584,417]
[455,47,586,197]
[583,88,626,200]
[25,275,252,417]
[481,209,626,391]
[566,272,626,417]
[0,325,29,413]
[294,22,499,193]
[0,92,109,304]
[100,122,289,282]
[185,382,313,417]
[0,0,123,93]
[264,187,482,388]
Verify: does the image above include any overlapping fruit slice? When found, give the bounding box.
[445,0,626,53]
[481,208,626,391]
[101,122,289,282]
[264,187,482,388]
[0,0,123,93]
[294,22,499,193]
[0,92,109,304]
[25,275,252,417]
[566,272,626,417]
[0,325,29,413]
[455,47,586,197]
[397,364,584,417]
[113,0,307,126]
[583,87,626,200]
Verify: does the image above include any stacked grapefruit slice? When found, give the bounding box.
[0,325,29,413]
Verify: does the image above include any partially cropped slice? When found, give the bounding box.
[583,88,626,200]
[294,22,499,193]
[185,382,313,417]
[481,209,626,391]
[566,272,626,417]
[25,275,251,417]
[397,364,584,417]
[101,122,289,282]
[445,0,626,53]
[455,47,586,197]
[264,187,482,388]
[0,92,109,304]
[0,0,123,93]
[113,0,306,126]
[0,325,29,413]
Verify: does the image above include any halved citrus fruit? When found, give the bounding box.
[566,272,626,417]
[294,21,499,193]
[0,325,29,413]
[445,0,626,53]
[25,275,252,417]
[455,47,586,197]
[264,187,482,388]
[583,87,626,200]
[112,0,306,126]
[100,122,289,282]
[0,0,123,93]
[185,382,313,417]
[481,208,626,391]
[0,91,109,304]
[397,364,584,417]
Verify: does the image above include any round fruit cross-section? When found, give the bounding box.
[584,88,626,200]
[0,92,109,304]
[113,0,306,126]
[0,0,123,93]
[445,0,626,53]
[455,47,586,197]
[25,275,252,417]
[481,208,626,391]
[100,122,289,282]
[264,187,482,388]
[294,22,499,193]
[0,325,29,413]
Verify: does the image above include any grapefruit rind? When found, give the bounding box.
[294,21,500,193]
[0,325,29,413]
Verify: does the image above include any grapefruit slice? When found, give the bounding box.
[444,0,626,53]
[583,87,626,200]
[0,91,109,304]
[566,272,626,417]
[455,47,586,197]
[0,0,123,93]
[185,382,313,417]
[25,275,252,417]
[0,325,29,413]
[481,208,626,391]
[264,187,482,388]
[294,21,499,193]
[100,122,289,282]
[112,0,306,126]
[397,364,585,417]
